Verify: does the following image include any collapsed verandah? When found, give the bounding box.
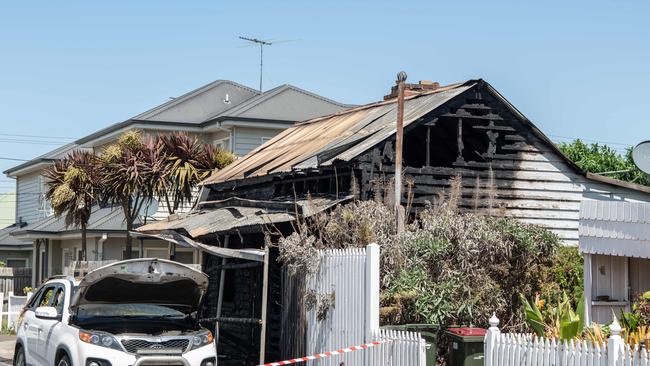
[135,194,351,365]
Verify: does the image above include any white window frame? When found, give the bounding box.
[213,137,231,153]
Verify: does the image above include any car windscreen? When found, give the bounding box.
[76,303,188,320]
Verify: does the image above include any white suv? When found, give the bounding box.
[13,258,217,366]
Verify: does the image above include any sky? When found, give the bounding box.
[1,0,649,200]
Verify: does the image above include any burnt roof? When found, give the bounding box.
[202,81,474,185]
[201,79,650,196]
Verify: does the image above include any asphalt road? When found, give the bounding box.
[0,335,14,366]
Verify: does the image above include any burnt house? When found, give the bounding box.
[138,79,650,365]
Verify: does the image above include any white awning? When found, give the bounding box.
[579,200,650,259]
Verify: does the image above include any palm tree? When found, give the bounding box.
[43,150,101,261]
[158,132,235,214]
[100,131,167,259]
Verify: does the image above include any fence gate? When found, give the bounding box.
[281,243,426,366]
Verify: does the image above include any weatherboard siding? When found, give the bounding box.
[233,127,283,156]
[403,138,650,246]
[15,171,47,224]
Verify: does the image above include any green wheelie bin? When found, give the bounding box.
[446,327,487,366]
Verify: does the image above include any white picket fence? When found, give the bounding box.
[485,314,650,366]
[369,329,427,366]
[1,291,32,330]
[303,244,426,365]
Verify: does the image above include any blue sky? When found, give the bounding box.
[1,0,649,196]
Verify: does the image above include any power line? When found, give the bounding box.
[0,157,29,162]
[0,138,68,145]
[548,134,633,147]
[0,133,76,140]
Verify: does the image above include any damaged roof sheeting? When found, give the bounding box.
[202,82,475,185]
[136,195,351,238]
[132,230,266,262]
[579,200,650,259]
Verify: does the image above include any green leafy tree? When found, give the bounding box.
[158,132,235,214]
[44,150,102,261]
[558,139,648,186]
[100,131,167,259]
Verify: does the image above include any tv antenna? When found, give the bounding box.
[239,36,272,92]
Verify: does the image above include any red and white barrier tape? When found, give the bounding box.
[260,340,388,366]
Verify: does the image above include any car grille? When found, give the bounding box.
[121,339,190,354]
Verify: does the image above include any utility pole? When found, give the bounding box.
[239,36,272,92]
[394,71,407,234]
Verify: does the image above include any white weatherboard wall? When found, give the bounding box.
[233,127,283,156]
[304,244,425,366]
[15,171,48,224]
[484,315,649,366]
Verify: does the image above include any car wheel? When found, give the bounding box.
[57,354,71,366]
[13,346,25,366]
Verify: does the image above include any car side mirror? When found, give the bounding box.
[35,306,59,320]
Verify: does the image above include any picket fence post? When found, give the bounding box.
[365,243,380,341]
[608,316,624,366]
[485,313,501,366]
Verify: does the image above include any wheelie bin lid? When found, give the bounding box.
[446,327,487,342]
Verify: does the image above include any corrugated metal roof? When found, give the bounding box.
[137,195,351,238]
[11,205,142,237]
[579,200,650,258]
[0,225,31,247]
[202,81,475,185]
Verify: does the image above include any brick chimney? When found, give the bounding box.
[384,80,441,100]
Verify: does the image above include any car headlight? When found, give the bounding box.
[79,330,122,351]
[189,330,214,351]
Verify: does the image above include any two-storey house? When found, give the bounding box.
[2,79,350,285]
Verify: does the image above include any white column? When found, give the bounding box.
[583,253,592,325]
[31,240,38,287]
[484,313,501,366]
[608,316,623,366]
[365,243,380,341]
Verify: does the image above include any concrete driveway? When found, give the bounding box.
[0,335,15,366]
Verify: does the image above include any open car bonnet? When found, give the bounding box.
[71,258,209,314]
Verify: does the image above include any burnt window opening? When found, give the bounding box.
[460,120,491,163]
[403,101,513,168]
[403,117,457,168]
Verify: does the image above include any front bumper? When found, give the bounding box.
[76,342,216,366]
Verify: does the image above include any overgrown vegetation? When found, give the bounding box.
[619,291,650,348]
[558,139,648,186]
[276,177,582,334]
[521,292,584,340]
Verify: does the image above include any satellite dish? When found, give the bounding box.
[632,141,650,174]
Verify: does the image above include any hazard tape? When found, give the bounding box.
[260,340,388,366]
